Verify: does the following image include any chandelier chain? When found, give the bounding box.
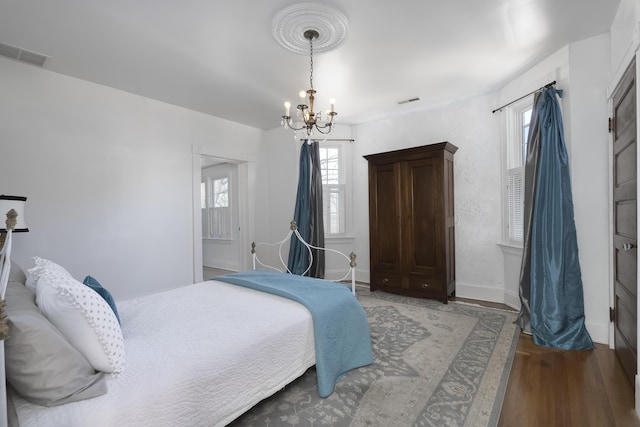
[309,36,314,91]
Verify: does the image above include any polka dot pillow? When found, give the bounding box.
[33,265,125,374]
[25,257,74,292]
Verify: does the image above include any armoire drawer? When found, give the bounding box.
[407,275,445,295]
[370,272,401,291]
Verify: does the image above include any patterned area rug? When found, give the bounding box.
[231,288,519,427]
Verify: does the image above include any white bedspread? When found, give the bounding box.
[10,280,316,427]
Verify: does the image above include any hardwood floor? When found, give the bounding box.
[498,334,640,427]
[455,297,640,426]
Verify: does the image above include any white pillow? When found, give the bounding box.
[33,256,73,276]
[35,268,125,374]
[25,257,73,291]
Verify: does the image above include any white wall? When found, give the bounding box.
[0,56,262,300]
[261,125,356,275]
[495,34,612,344]
[261,128,303,244]
[342,34,611,344]
[263,60,612,345]
[496,47,570,310]
[350,94,504,294]
[610,0,639,84]
[568,33,612,346]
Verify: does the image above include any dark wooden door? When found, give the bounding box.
[403,157,441,277]
[612,59,637,386]
[368,161,401,289]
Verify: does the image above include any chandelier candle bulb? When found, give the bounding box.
[329,98,335,113]
[284,101,291,117]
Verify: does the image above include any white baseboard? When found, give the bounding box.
[204,259,240,272]
[585,320,609,345]
[359,279,513,305]
[359,276,610,343]
[456,281,505,304]
[503,289,520,310]
[454,281,610,345]
[355,269,370,284]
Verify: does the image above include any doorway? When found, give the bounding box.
[192,148,249,283]
[201,160,241,275]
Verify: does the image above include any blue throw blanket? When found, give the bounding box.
[214,270,374,397]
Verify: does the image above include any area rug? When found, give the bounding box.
[230,288,519,427]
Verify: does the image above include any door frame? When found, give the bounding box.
[191,144,250,283]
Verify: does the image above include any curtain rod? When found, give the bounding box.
[300,138,355,142]
[491,81,556,114]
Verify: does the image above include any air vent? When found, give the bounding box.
[398,97,421,105]
[0,42,49,67]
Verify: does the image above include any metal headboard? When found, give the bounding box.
[251,221,357,295]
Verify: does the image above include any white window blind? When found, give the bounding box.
[319,145,350,237]
[323,184,346,235]
[507,166,524,242]
[201,174,232,240]
[200,182,206,209]
[209,206,231,239]
[210,177,230,239]
[502,99,532,246]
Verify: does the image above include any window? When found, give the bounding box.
[506,168,525,242]
[210,177,230,239]
[504,98,533,245]
[521,108,532,165]
[318,142,352,238]
[200,182,206,209]
[201,168,232,240]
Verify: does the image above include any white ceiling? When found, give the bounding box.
[0,0,619,130]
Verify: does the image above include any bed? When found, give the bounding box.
[0,223,373,427]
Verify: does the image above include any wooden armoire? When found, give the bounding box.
[364,142,457,303]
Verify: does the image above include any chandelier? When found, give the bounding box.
[281,29,337,137]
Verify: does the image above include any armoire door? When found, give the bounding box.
[403,157,441,278]
[368,162,402,288]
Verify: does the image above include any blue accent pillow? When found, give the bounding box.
[82,275,121,325]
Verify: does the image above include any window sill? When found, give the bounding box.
[497,242,523,256]
[325,235,355,244]
[203,238,234,244]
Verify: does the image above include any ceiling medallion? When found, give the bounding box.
[271,3,350,55]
